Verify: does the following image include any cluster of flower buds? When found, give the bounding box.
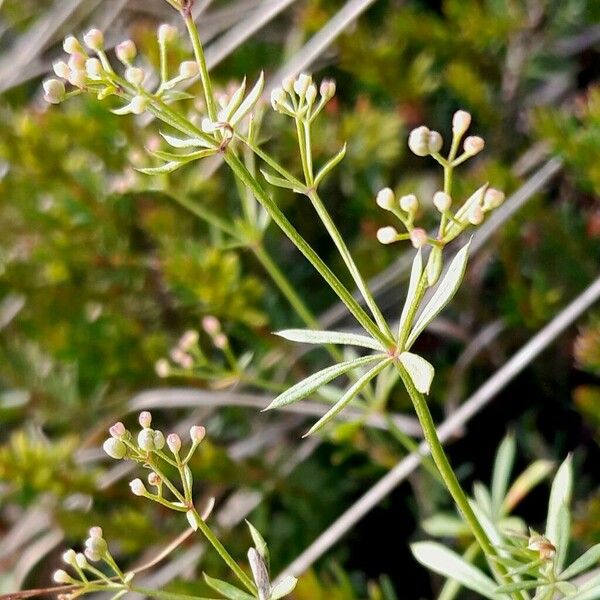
[43,25,198,114]
[53,527,132,597]
[376,110,505,253]
[270,73,336,122]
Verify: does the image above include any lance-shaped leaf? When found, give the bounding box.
[569,574,600,600]
[246,520,269,570]
[406,240,471,349]
[560,544,600,580]
[411,542,502,600]
[203,574,254,600]
[264,354,385,410]
[261,169,307,193]
[314,144,347,188]
[149,148,216,162]
[162,89,195,102]
[136,161,182,175]
[270,576,298,600]
[304,358,392,436]
[398,250,423,337]
[491,433,516,517]
[230,71,264,126]
[218,77,246,122]
[275,329,384,351]
[546,455,573,571]
[399,351,434,394]
[503,459,554,513]
[161,132,214,149]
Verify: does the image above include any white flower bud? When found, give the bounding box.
[452,110,472,137]
[109,422,126,438]
[171,347,193,368]
[62,549,77,565]
[408,126,431,157]
[85,58,103,78]
[125,66,145,86]
[84,547,102,562]
[376,226,398,245]
[428,130,443,153]
[85,535,107,557]
[468,204,484,225]
[167,433,182,453]
[179,61,198,79]
[179,329,199,351]
[129,478,147,496]
[68,69,87,89]
[155,358,170,378]
[63,36,82,55]
[305,83,317,106]
[282,76,295,93]
[433,191,452,212]
[399,193,419,214]
[293,73,312,97]
[53,61,70,79]
[115,40,137,64]
[68,53,86,71]
[158,24,177,45]
[190,425,206,444]
[213,333,228,349]
[42,79,66,104]
[130,95,148,115]
[83,28,104,51]
[409,228,428,249]
[463,135,485,155]
[319,79,336,100]
[88,526,103,539]
[270,87,286,111]
[376,188,396,210]
[153,430,165,450]
[75,553,88,568]
[483,188,505,210]
[103,437,126,459]
[138,429,155,451]
[148,471,161,486]
[53,569,72,584]
[139,411,152,428]
[202,315,221,335]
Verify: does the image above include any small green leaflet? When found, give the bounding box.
[546,455,573,572]
[411,542,502,600]
[406,240,471,349]
[275,329,384,351]
[160,132,214,149]
[260,169,306,193]
[264,354,386,410]
[560,544,600,580]
[246,520,269,569]
[304,358,392,436]
[491,433,516,517]
[314,144,347,188]
[398,250,423,337]
[203,574,254,600]
[399,352,434,394]
[270,576,298,600]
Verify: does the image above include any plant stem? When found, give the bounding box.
[132,586,216,600]
[189,507,257,595]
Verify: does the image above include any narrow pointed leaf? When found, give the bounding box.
[221,77,246,121]
[560,544,600,580]
[406,240,471,349]
[264,354,385,410]
[111,103,133,115]
[492,433,516,517]
[275,329,384,351]
[161,132,213,149]
[270,576,297,600]
[231,71,264,125]
[137,161,182,175]
[203,574,254,600]
[149,148,215,162]
[399,352,434,394]
[246,520,269,569]
[569,574,600,600]
[503,459,554,512]
[163,90,195,102]
[411,542,502,600]
[495,580,546,593]
[314,144,347,187]
[398,250,423,337]
[546,455,573,570]
[305,358,391,436]
[261,169,306,193]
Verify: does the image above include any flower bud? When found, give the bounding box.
[84,547,102,562]
[85,58,103,78]
[130,96,147,114]
[408,126,431,157]
[138,429,155,451]
[62,549,77,565]
[155,358,170,378]
[103,437,127,459]
[83,28,104,51]
[68,53,86,71]
[43,79,66,104]
[115,40,137,64]
[153,430,165,450]
[376,187,395,211]
[109,422,126,438]
[213,333,228,349]
[179,61,198,79]
[305,83,317,106]
[85,535,107,557]
[376,226,398,245]
[129,478,147,496]
[75,553,88,568]
[483,188,505,210]
[463,136,485,156]
[433,191,452,212]
[468,204,484,225]
[125,66,145,86]
[158,23,177,45]
[53,61,70,79]
[399,194,419,214]
[88,526,103,539]
[452,110,471,137]
[53,569,72,584]
[428,130,443,153]
[282,76,295,93]
[270,87,286,111]
[190,425,206,444]
[167,433,182,453]
[148,471,161,486]
[171,347,193,368]
[202,315,221,335]
[68,69,87,89]
[319,79,336,100]
[139,411,152,428]
[293,73,312,97]
[63,36,83,55]
[409,228,428,249]
[179,329,199,351]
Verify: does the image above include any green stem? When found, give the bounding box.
[223,150,390,348]
[132,586,216,600]
[183,13,217,122]
[190,507,257,595]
